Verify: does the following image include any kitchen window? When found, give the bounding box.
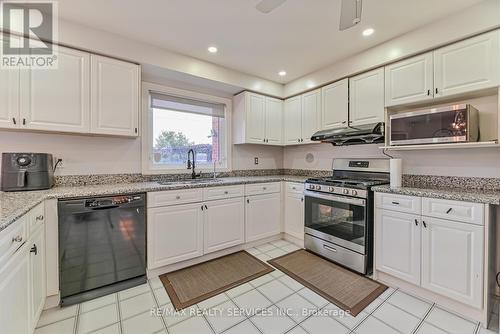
[143,84,231,173]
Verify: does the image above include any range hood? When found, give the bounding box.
[310,122,385,146]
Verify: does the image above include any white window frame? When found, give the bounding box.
[142,82,232,174]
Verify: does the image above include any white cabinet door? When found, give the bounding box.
[245,93,266,143]
[204,197,245,254]
[321,79,348,130]
[375,209,421,285]
[0,35,20,129]
[29,226,46,330]
[91,55,140,136]
[20,45,90,133]
[349,68,385,127]
[284,190,304,240]
[245,193,281,242]
[385,52,434,106]
[421,218,483,308]
[434,30,500,97]
[265,97,283,145]
[147,203,203,268]
[0,246,30,334]
[284,95,302,145]
[301,89,321,143]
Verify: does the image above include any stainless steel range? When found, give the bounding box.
[304,159,389,275]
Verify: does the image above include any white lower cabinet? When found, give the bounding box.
[375,210,421,286]
[0,245,30,334]
[421,217,483,308]
[148,203,204,268]
[284,184,304,240]
[29,227,46,329]
[375,193,485,309]
[245,192,281,242]
[204,197,245,254]
[0,203,46,334]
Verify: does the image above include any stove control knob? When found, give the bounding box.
[351,190,358,196]
[328,187,335,192]
[308,184,315,190]
[343,189,349,195]
[315,185,321,190]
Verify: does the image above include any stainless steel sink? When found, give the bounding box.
[159,178,223,185]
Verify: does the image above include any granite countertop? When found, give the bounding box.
[0,175,308,233]
[372,184,500,205]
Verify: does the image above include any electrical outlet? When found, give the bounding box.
[254,157,259,165]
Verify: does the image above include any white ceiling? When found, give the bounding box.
[56,0,484,83]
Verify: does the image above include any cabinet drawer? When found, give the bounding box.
[29,202,45,234]
[245,182,281,196]
[286,182,304,194]
[0,215,28,267]
[148,189,203,208]
[422,198,484,225]
[375,192,421,214]
[203,185,244,201]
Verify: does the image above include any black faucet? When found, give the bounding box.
[187,149,199,179]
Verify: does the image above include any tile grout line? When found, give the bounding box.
[148,279,170,334]
[349,287,397,333]
[409,301,436,334]
[115,292,124,334]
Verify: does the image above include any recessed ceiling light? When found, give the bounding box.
[362,28,374,37]
[208,46,218,53]
[278,71,287,76]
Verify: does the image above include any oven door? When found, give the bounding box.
[304,190,367,254]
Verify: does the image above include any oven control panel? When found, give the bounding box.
[305,183,367,199]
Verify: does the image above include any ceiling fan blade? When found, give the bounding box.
[255,0,287,13]
[339,0,362,31]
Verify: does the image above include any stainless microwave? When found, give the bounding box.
[389,104,479,146]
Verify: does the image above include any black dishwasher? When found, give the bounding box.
[58,193,146,306]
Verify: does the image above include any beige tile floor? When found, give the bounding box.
[35,239,498,334]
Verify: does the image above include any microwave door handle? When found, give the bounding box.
[17,170,26,187]
[303,190,366,206]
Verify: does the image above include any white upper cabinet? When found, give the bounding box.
[385,52,434,107]
[321,79,348,130]
[301,89,321,143]
[264,97,283,145]
[20,46,90,133]
[247,92,266,143]
[233,91,282,145]
[0,35,20,129]
[421,217,484,308]
[434,30,500,98]
[284,95,302,145]
[385,30,500,107]
[349,68,385,127]
[90,55,140,136]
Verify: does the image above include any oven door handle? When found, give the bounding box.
[303,190,366,206]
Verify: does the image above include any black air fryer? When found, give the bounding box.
[1,153,55,191]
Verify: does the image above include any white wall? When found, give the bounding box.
[0,131,283,175]
[283,143,500,178]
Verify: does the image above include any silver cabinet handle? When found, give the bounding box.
[301,197,304,202]
[263,187,267,190]
[12,235,23,243]
[446,208,452,214]
[175,195,181,200]
[224,191,228,194]
[36,215,44,221]
[323,244,337,253]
